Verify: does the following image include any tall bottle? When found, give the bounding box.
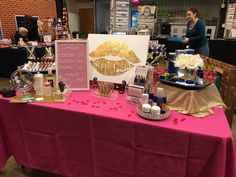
[161,97,167,114]
[34,73,44,96]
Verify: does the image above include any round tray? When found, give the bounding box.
[137,105,170,121]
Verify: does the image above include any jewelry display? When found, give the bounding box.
[126,65,152,104]
[10,76,71,103]
[26,46,36,60]
[10,66,34,98]
[44,46,54,60]
[22,61,55,73]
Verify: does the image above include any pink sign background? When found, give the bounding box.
[56,41,89,90]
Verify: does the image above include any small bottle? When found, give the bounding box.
[140,93,149,105]
[161,97,167,114]
[156,96,162,107]
[18,38,24,46]
[142,104,151,113]
[44,82,52,97]
[156,87,165,107]
[151,105,161,114]
[67,33,70,40]
[156,87,164,98]
[152,96,157,106]
[148,93,154,105]
[197,69,204,85]
[46,68,55,89]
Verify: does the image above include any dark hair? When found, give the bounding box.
[25,15,33,23]
[188,8,199,17]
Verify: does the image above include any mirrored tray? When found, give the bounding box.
[136,105,170,121]
[159,77,211,90]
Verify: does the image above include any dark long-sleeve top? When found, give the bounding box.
[26,21,40,41]
[185,18,208,48]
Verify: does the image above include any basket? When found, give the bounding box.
[136,105,170,121]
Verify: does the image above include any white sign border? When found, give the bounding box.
[55,40,90,91]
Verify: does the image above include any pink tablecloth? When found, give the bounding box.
[0,132,8,168]
[0,91,235,177]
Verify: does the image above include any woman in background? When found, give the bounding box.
[183,8,209,56]
[14,27,29,45]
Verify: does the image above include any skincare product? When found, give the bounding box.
[142,104,151,113]
[161,97,167,114]
[140,93,149,105]
[34,73,44,96]
[151,105,161,114]
[44,82,52,97]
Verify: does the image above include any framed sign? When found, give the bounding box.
[88,34,150,83]
[55,40,89,91]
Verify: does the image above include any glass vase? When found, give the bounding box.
[182,69,194,81]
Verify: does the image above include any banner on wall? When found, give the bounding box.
[110,0,130,33]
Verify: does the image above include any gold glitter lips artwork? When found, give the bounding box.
[89,40,140,76]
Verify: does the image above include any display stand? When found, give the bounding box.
[10,88,71,103]
[26,46,36,60]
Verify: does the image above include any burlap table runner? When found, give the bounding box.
[154,82,226,117]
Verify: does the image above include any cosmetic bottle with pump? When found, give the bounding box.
[45,68,55,89]
[44,82,52,97]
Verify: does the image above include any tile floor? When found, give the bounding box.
[0,77,235,177]
[0,157,62,177]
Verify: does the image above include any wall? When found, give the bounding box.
[77,1,93,9]
[157,0,222,20]
[76,0,94,32]
[95,0,110,33]
[68,12,79,33]
[66,0,78,13]
[0,0,57,38]
[66,0,79,33]
[140,0,222,36]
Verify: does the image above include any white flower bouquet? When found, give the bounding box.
[174,54,204,70]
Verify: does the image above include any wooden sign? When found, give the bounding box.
[55,40,89,91]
